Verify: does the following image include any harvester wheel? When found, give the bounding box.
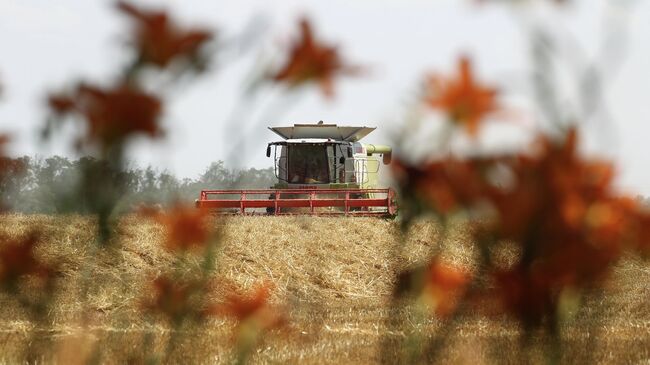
[266,193,276,215]
[349,192,364,212]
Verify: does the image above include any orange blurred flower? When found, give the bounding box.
[143,203,212,252]
[143,276,203,323]
[487,130,616,242]
[0,231,52,286]
[272,18,361,98]
[423,56,501,137]
[48,83,162,149]
[480,130,646,324]
[47,94,76,115]
[392,157,487,215]
[393,259,470,317]
[421,259,471,317]
[492,267,555,327]
[202,283,284,364]
[398,127,650,325]
[206,283,284,330]
[116,1,213,70]
[630,209,650,254]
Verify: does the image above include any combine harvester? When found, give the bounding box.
[196,122,397,216]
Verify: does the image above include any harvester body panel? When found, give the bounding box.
[269,124,376,142]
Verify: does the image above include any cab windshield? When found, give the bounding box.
[287,144,330,184]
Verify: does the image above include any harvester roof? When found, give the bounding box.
[269,123,375,142]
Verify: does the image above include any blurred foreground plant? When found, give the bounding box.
[0,230,59,362]
[0,136,25,211]
[206,283,285,365]
[0,78,25,211]
[0,231,57,307]
[139,203,285,363]
[389,48,650,363]
[141,202,213,252]
[269,18,362,99]
[1,80,57,333]
[117,0,213,72]
[45,1,213,243]
[423,56,501,137]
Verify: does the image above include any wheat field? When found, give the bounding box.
[0,214,648,364]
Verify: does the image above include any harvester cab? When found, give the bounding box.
[196,122,397,216]
[266,123,392,190]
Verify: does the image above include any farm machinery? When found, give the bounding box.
[195,122,397,216]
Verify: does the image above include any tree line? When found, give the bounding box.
[0,156,275,213]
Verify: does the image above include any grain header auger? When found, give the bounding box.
[195,122,398,217]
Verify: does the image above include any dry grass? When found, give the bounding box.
[0,214,648,364]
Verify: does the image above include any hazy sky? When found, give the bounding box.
[1,0,649,194]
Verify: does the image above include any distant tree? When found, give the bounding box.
[0,156,27,210]
[198,161,234,187]
[2,156,275,213]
